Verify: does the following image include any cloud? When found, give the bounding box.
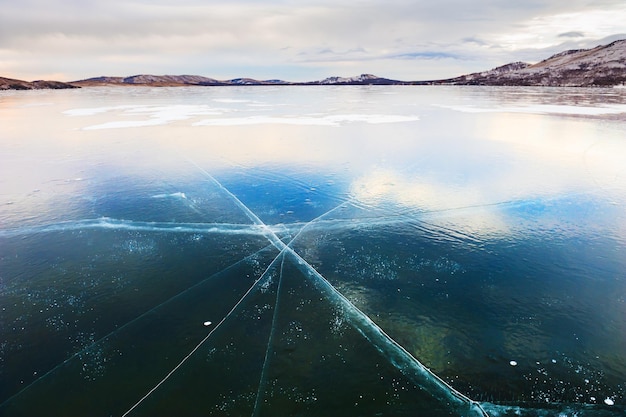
[461,37,490,46]
[558,31,585,38]
[392,51,462,60]
[1,0,625,80]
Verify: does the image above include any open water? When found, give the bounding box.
[1,85,625,416]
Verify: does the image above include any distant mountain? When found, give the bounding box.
[431,39,626,87]
[72,74,290,86]
[70,73,401,86]
[70,73,402,86]
[3,39,625,90]
[73,74,221,86]
[310,74,401,85]
[0,76,79,90]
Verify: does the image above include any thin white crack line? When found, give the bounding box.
[0,246,273,411]
[121,246,286,417]
[252,254,285,417]
[120,156,484,416]
[184,160,482,412]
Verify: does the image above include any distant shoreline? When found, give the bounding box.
[2,78,626,90]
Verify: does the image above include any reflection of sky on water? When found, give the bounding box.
[1,86,625,415]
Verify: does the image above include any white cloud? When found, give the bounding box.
[1,0,625,81]
[490,4,626,51]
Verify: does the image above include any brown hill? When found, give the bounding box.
[433,39,626,87]
[71,74,292,86]
[0,76,79,90]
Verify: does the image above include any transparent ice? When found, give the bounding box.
[1,86,625,416]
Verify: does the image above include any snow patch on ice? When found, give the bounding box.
[63,105,138,116]
[65,104,225,129]
[66,104,418,129]
[151,192,187,199]
[212,98,253,103]
[84,119,167,129]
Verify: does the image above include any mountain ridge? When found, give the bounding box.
[432,39,626,86]
[69,73,400,86]
[0,76,79,90]
[2,39,625,90]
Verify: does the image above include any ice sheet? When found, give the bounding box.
[434,103,626,115]
[1,85,625,416]
[192,114,420,126]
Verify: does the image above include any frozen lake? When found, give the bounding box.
[1,85,625,416]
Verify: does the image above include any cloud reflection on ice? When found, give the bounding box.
[349,168,512,237]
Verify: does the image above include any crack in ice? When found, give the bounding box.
[168,159,488,416]
[121,245,286,417]
[252,254,286,417]
[0,245,275,411]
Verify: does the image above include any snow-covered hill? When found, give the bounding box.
[438,39,626,87]
[314,74,399,85]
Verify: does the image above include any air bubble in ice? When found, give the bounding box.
[203,321,212,326]
[604,398,614,406]
[509,360,518,366]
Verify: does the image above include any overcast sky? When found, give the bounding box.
[1,0,625,82]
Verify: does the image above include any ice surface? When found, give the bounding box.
[192,114,419,126]
[0,165,488,417]
[180,160,486,414]
[1,85,625,416]
[63,105,139,116]
[435,103,626,115]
